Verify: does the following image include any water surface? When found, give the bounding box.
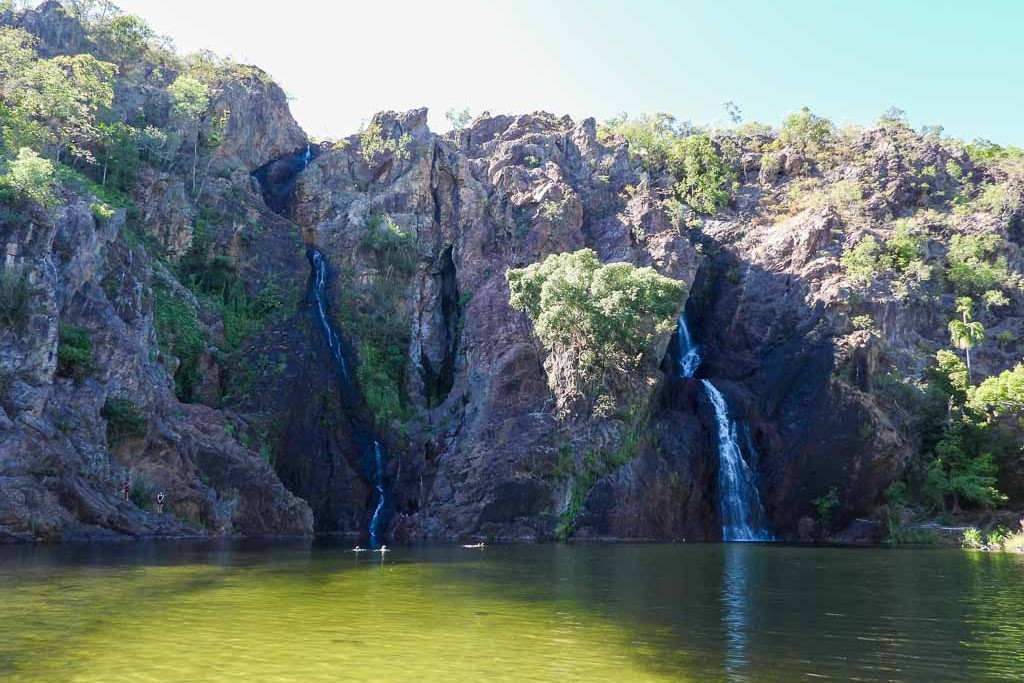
[1,541,1021,682]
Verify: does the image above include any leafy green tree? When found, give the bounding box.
[444,107,472,131]
[777,106,834,159]
[723,101,743,125]
[598,114,734,212]
[168,73,210,192]
[13,54,117,162]
[945,233,1015,297]
[877,106,909,129]
[96,13,153,63]
[0,27,36,93]
[667,134,735,214]
[507,249,685,412]
[598,112,682,171]
[2,147,56,205]
[1,27,124,166]
[95,122,140,191]
[880,221,925,271]
[932,350,969,406]
[840,235,881,286]
[970,364,1024,421]
[948,297,985,383]
[359,120,411,165]
[925,420,1004,511]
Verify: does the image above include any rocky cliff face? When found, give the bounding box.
[2,3,1021,543]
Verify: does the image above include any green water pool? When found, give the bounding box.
[0,540,1021,682]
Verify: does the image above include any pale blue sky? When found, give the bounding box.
[115,0,1024,145]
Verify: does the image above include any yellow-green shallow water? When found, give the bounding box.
[0,540,1022,682]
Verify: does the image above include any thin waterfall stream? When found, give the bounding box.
[675,315,773,541]
[308,248,389,546]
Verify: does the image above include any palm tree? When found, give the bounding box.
[949,299,985,384]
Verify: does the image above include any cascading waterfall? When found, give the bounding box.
[311,250,349,381]
[369,440,387,547]
[676,315,702,379]
[301,144,312,171]
[701,380,773,542]
[674,314,772,541]
[308,249,389,547]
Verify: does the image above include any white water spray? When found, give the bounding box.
[701,380,773,542]
[675,314,772,541]
[310,250,348,379]
[369,440,386,548]
[676,314,702,379]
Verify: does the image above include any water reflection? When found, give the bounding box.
[722,544,754,681]
[0,541,1021,682]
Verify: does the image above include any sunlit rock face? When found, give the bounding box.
[5,5,1023,545]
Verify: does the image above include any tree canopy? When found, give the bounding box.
[508,249,686,413]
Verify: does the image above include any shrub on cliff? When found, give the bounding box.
[153,288,204,402]
[668,133,736,214]
[0,148,56,206]
[101,397,147,444]
[507,249,685,414]
[945,233,1017,298]
[0,264,30,329]
[57,324,93,382]
[777,106,835,160]
[599,115,735,213]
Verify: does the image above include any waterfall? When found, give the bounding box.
[369,440,387,548]
[301,144,312,171]
[676,314,702,378]
[701,380,773,542]
[674,314,772,541]
[310,250,349,380]
[307,249,389,547]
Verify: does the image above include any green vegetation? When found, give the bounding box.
[1,148,56,206]
[0,264,30,329]
[776,106,834,160]
[57,324,93,382]
[962,522,1024,553]
[508,249,686,412]
[360,214,417,277]
[101,396,147,444]
[168,73,210,193]
[840,223,928,289]
[812,487,840,530]
[909,347,1012,512]
[445,107,472,131]
[948,297,985,382]
[668,133,736,214]
[556,410,648,538]
[359,121,412,165]
[178,253,287,354]
[840,235,881,287]
[599,114,735,213]
[152,287,204,402]
[338,214,420,426]
[944,233,1016,298]
[0,26,116,163]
